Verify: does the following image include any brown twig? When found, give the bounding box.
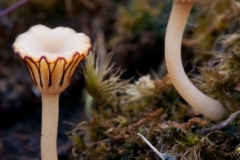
[181,117,207,130]
[128,108,164,130]
[201,110,240,135]
[160,117,207,131]
[0,0,30,18]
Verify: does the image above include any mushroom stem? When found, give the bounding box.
[41,94,59,160]
[165,1,227,121]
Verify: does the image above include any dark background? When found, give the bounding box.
[0,0,168,159]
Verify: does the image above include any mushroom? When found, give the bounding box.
[13,24,91,160]
[165,0,227,121]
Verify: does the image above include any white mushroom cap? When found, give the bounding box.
[13,24,91,95]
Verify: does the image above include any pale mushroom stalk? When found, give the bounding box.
[13,24,91,160]
[165,0,227,121]
[41,94,59,159]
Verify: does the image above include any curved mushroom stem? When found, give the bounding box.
[165,1,227,121]
[41,94,59,160]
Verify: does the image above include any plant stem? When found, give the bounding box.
[138,133,165,160]
[165,2,227,121]
[0,0,30,18]
[41,94,59,160]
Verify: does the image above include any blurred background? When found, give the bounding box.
[0,0,239,159]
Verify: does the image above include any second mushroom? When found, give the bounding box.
[165,0,227,121]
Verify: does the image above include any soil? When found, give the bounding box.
[0,78,86,160]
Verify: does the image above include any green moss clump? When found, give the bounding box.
[67,51,240,160]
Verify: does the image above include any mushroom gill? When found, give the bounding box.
[13,24,91,95]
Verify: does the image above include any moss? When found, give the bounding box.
[65,1,240,159]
